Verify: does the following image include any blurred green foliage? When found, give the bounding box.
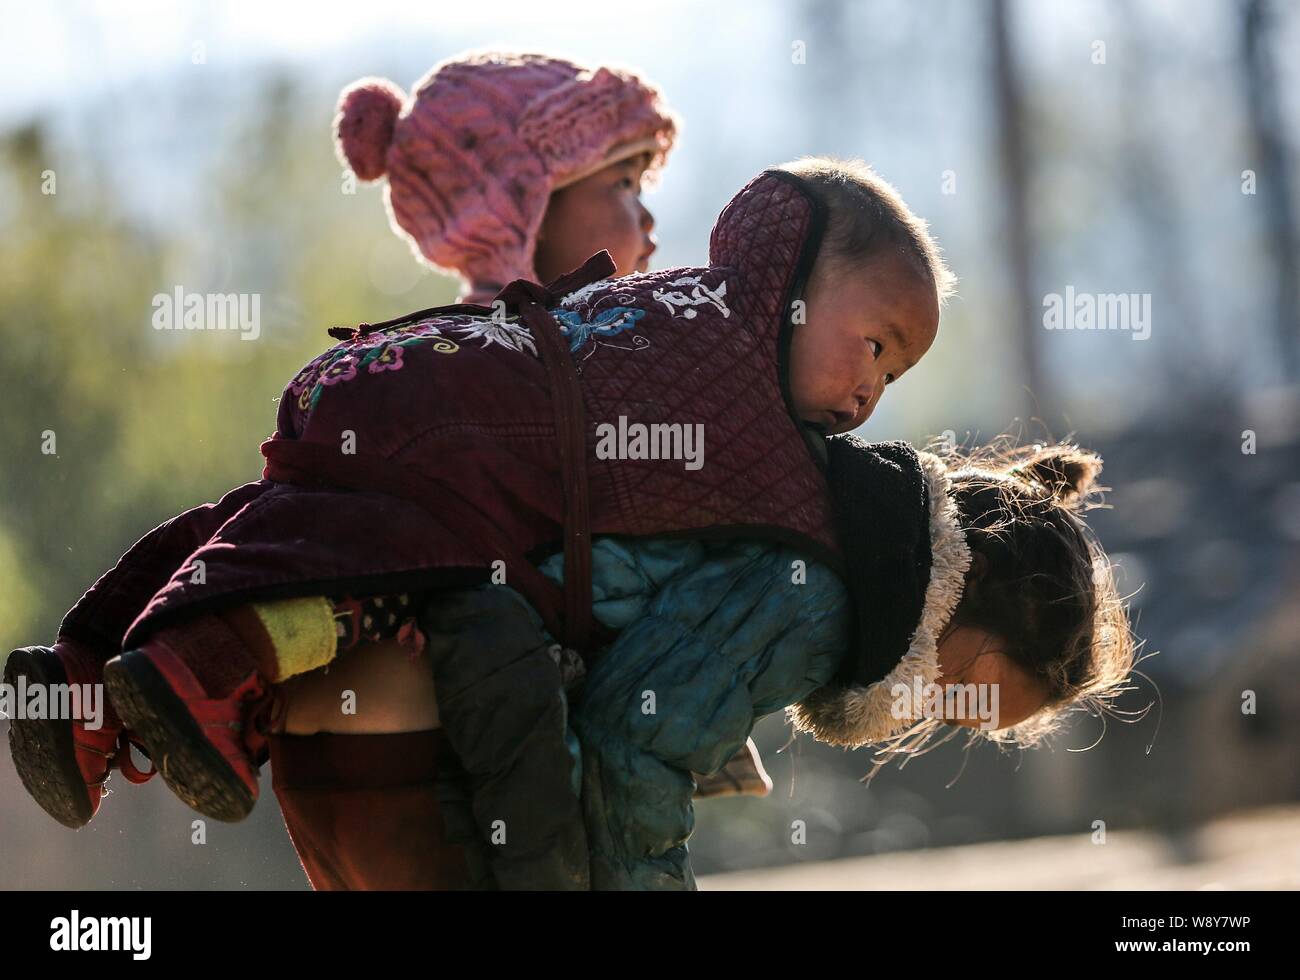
[0,76,457,652]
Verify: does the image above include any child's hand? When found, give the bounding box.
[691,738,772,799]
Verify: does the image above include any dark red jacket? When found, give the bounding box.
[99,170,847,656]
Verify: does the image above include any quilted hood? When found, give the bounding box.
[706,168,833,468]
[550,167,847,562]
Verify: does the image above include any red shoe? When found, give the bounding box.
[5,641,156,829]
[102,622,284,823]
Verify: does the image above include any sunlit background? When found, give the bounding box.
[2,0,1298,889]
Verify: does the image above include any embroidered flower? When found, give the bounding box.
[289,362,319,394]
[448,317,538,357]
[365,342,405,374]
[319,355,358,386]
[288,311,539,421]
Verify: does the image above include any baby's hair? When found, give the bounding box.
[777,155,957,307]
[859,433,1144,784]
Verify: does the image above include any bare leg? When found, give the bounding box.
[276,637,440,735]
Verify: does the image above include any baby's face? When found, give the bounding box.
[533,154,657,283]
[788,249,939,435]
[933,625,1050,730]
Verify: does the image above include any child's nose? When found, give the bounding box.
[639,202,655,233]
[855,394,874,424]
[853,382,882,423]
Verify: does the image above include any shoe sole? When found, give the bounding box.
[4,648,94,829]
[102,651,255,823]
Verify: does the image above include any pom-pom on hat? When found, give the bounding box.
[333,50,679,301]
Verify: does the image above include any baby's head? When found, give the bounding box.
[333,50,676,302]
[925,439,1137,745]
[778,157,956,435]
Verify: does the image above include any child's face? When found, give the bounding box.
[935,625,1050,730]
[788,249,939,434]
[533,154,657,283]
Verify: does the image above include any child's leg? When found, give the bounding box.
[417,585,591,891]
[101,591,427,822]
[7,481,269,828]
[268,728,482,890]
[277,640,429,734]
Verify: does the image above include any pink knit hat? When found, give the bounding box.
[334,50,679,301]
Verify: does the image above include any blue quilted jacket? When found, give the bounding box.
[536,535,852,890]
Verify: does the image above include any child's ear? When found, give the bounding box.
[1008,446,1102,509]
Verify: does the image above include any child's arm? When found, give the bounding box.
[568,538,850,890]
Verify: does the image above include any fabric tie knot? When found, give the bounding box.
[491,249,617,313]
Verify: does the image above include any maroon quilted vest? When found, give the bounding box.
[126,170,844,654]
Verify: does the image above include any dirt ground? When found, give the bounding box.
[699,803,1300,890]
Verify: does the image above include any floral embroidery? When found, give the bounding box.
[553,306,646,354]
[442,316,538,357]
[363,342,404,373]
[387,318,461,355]
[319,355,358,385]
[289,312,536,421]
[289,362,319,394]
[651,275,730,319]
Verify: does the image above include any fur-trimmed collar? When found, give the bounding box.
[786,449,972,748]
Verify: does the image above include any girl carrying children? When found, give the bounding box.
[5,52,1137,891]
[114,157,1130,890]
